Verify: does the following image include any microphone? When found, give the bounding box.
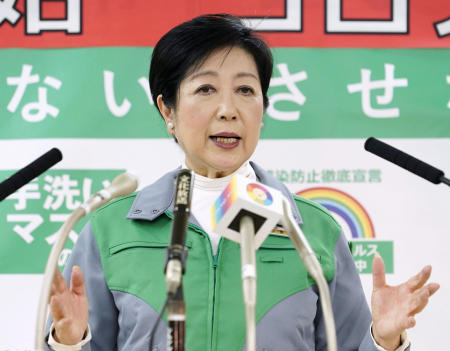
[163,169,193,351]
[211,175,283,249]
[0,148,63,201]
[364,137,449,186]
[211,175,284,351]
[279,198,337,351]
[35,171,139,351]
[165,169,194,295]
[80,172,139,215]
[211,175,337,351]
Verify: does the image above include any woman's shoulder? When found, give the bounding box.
[92,168,179,221]
[291,194,343,264]
[94,192,138,217]
[292,194,341,231]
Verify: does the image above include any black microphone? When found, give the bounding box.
[163,169,193,351]
[364,137,449,186]
[165,168,194,295]
[0,148,63,201]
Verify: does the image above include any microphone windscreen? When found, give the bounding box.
[364,137,443,184]
[108,172,139,198]
[211,175,284,249]
[170,169,194,248]
[0,148,63,201]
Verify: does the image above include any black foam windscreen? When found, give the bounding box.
[0,148,63,201]
[364,137,443,184]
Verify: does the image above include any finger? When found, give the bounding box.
[372,253,386,290]
[52,267,68,294]
[403,316,416,330]
[410,283,440,315]
[410,288,431,315]
[50,279,58,296]
[427,282,440,297]
[49,295,65,321]
[70,266,86,296]
[49,283,59,304]
[406,265,431,291]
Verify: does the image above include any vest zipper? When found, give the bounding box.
[179,216,221,351]
[211,238,221,351]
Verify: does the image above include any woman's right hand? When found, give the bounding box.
[50,265,89,345]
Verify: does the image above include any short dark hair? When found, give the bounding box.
[149,14,273,115]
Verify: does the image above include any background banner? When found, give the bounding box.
[1,0,449,48]
[1,1,449,349]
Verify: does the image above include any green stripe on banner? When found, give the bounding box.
[0,169,123,274]
[349,240,394,274]
[0,48,449,139]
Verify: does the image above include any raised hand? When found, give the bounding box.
[49,265,89,345]
[371,253,440,351]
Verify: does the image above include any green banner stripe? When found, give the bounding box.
[0,169,123,274]
[0,48,449,139]
[349,240,394,274]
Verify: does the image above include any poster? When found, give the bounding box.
[1,1,449,349]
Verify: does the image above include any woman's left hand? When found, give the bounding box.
[371,253,440,351]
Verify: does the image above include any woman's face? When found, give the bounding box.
[158,46,264,178]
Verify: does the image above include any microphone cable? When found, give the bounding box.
[148,297,169,351]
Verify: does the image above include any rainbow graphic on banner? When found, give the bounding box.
[297,187,375,239]
[211,176,238,230]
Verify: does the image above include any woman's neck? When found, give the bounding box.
[181,160,255,190]
[183,161,249,179]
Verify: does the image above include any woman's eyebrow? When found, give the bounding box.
[189,70,217,80]
[235,72,258,80]
[188,71,258,81]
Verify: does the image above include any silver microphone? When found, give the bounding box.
[211,174,284,351]
[35,171,139,351]
[211,175,337,351]
[80,172,139,214]
[280,198,337,351]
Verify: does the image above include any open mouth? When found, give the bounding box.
[210,135,241,149]
[210,136,241,144]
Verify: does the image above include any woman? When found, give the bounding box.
[47,14,439,351]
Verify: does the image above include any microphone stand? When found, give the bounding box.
[211,174,336,351]
[35,207,85,351]
[34,172,138,351]
[164,169,193,351]
[239,216,257,351]
[281,199,337,351]
[440,175,450,187]
[167,285,186,351]
[237,211,336,351]
[165,246,188,351]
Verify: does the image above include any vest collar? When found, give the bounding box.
[126,167,179,221]
[126,162,303,225]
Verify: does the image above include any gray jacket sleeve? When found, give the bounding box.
[314,232,411,351]
[46,221,119,351]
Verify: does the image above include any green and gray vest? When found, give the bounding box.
[47,163,385,351]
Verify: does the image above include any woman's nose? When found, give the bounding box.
[216,94,238,121]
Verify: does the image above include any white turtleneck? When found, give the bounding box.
[181,161,256,254]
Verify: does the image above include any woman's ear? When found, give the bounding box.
[157,94,175,135]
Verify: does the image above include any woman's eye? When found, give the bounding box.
[238,86,255,95]
[196,85,215,94]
